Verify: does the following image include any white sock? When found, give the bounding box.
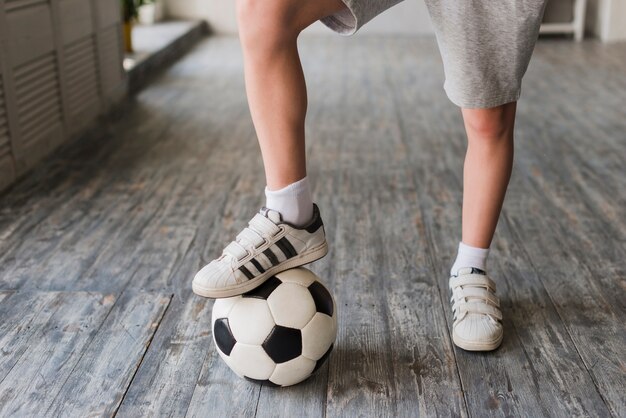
[450,241,490,276]
[264,176,314,226]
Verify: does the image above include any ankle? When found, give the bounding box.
[265,176,314,226]
[450,241,490,277]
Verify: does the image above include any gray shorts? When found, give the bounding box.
[320,0,548,108]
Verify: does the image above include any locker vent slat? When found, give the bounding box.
[13,52,62,146]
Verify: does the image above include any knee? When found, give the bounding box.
[236,0,302,51]
[463,104,515,143]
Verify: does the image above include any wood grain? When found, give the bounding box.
[0,291,116,416]
[45,291,171,417]
[116,293,214,417]
[0,35,623,417]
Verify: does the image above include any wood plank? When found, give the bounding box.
[503,171,626,417]
[115,292,213,417]
[375,165,468,417]
[64,172,182,292]
[512,110,625,313]
[309,40,397,417]
[509,50,626,417]
[65,96,226,293]
[19,176,175,291]
[0,116,168,290]
[0,291,116,416]
[1,91,197,291]
[518,46,626,417]
[0,169,118,290]
[529,42,626,159]
[0,101,128,246]
[521,46,625,217]
[0,290,12,304]
[184,351,260,418]
[44,291,171,417]
[0,83,191,289]
[0,291,63,381]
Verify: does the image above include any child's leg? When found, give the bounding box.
[461,102,516,249]
[447,102,516,351]
[236,0,346,190]
[450,102,516,276]
[193,0,346,298]
[424,0,545,352]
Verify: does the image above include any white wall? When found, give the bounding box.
[586,0,626,41]
[164,0,433,35]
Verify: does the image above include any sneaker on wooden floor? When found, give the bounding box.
[449,267,504,351]
[192,204,328,299]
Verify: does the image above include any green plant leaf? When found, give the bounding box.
[121,0,155,22]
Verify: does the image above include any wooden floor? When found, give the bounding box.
[0,35,624,417]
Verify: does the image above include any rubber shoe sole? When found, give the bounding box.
[452,330,503,352]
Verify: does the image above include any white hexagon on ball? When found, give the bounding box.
[228,298,275,345]
[275,268,317,287]
[270,355,316,386]
[267,282,316,329]
[228,343,276,380]
[211,296,241,324]
[302,312,337,360]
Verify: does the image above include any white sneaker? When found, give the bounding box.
[449,267,504,351]
[192,204,328,298]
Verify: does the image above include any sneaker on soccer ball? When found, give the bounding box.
[192,204,328,298]
[449,267,504,351]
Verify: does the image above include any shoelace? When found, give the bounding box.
[222,213,282,261]
[449,274,502,324]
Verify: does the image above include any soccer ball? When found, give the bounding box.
[211,267,338,387]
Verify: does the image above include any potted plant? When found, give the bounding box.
[121,0,153,53]
[138,0,163,25]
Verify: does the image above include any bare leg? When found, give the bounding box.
[193,1,346,298]
[460,102,517,249]
[236,0,346,190]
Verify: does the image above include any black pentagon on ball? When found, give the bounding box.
[307,281,334,316]
[244,376,280,387]
[213,317,236,356]
[312,343,334,374]
[242,275,282,300]
[262,325,302,363]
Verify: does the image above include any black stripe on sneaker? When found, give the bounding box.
[275,237,297,259]
[263,248,280,266]
[250,258,265,274]
[239,265,255,280]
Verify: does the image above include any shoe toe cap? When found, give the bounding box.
[454,313,503,344]
[193,260,236,289]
